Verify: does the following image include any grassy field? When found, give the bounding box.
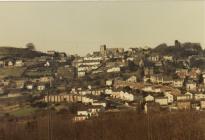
[0,67,26,78]
[10,106,37,117]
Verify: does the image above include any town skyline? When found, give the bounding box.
[0,1,204,55]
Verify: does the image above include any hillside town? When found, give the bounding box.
[0,40,205,122]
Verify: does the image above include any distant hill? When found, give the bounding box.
[152,41,203,58]
[0,47,46,59]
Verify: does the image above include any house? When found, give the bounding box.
[148,55,160,62]
[73,115,87,122]
[176,94,191,101]
[77,110,90,116]
[81,96,94,104]
[150,74,173,84]
[173,79,184,88]
[106,80,113,86]
[92,101,106,107]
[127,57,134,61]
[152,86,162,93]
[111,91,134,101]
[39,76,53,83]
[47,50,56,55]
[0,86,5,94]
[126,76,137,83]
[15,60,24,67]
[0,60,4,67]
[15,79,25,89]
[200,100,205,109]
[37,84,46,91]
[91,89,103,96]
[84,56,103,61]
[186,80,197,91]
[105,89,112,95]
[185,92,193,99]
[144,67,154,76]
[154,61,163,67]
[142,86,153,92]
[164,91,174,103]
[88,105,104,116]
[7,60,14,67]
[194,93,205,101]
[77,71,86,78]
[161,76,174,84]
[144,95,154,102]
[198,84,205,92]
[177,101,191,110]
[44,61,50,67]
[191,102,200,110]
[107,67,121,73]
[143,76,150,83]
[155,97,168,106]
[188,68,201,79]
[25,82,34,90]
[176,69,188,79]
[163,55,173,61]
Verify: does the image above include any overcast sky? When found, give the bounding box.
[0,1,204,56]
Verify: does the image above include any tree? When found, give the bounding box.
[26,43,36,51]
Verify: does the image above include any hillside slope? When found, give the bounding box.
[0,47,46,58]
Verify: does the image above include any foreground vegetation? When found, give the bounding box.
[0,111,204,140]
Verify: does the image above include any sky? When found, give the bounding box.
[0,1,204,56]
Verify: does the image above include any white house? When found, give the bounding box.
[164,91,174,103]
[200,100,205,109]
[82,96,93,104]
[163,55,173,61]
[173,79,184,88]
[155,97,168,106]
[83,56,103,61]
[176,94,191,101]
[111,91,134,101]
[148,55,160,62]
[194,93,205,101]
[105,89,112,95]
[73,115,87,122]
[8,61,14,67]
[127,76,137,83]
[0,60,4,67]
[186,81,197,91]
[77,110,89,116]
[44,61,50,67]
[78,71,86,77]
[185,92,193,99]
[106,80,113,86]
[107,67,121,73]
[15,60,24,67]
[142,86,153,92]
[92,101,106,107]
[8,92,22,98]
[144,95,154,102]
[37,85,46,91]
[26,84,34,90]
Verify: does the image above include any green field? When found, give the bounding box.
[10,106,37,117]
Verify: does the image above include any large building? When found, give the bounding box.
[100,44,107,57]
[100,44,124,58]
